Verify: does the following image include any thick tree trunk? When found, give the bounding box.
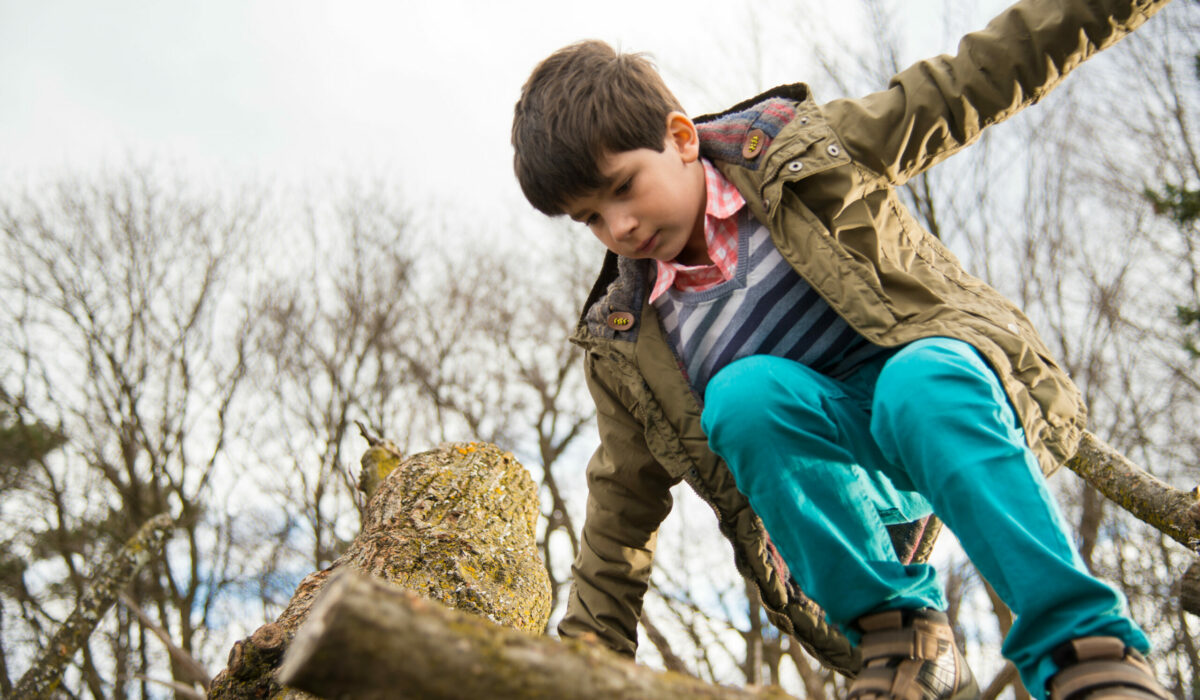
[278,569,795,700]
[13,513,174,700]
[207,441,552,699]
[214,427,1200,699]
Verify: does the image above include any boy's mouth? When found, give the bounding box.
[636,233,658,254]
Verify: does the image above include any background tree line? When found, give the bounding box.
[2,0,1199,697]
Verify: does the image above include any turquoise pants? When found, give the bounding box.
[701,338,1148,698]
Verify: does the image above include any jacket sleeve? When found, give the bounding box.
[557,355,678,656]
[824,0,1171,185]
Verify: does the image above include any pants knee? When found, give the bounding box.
[873,338,1001,421]
[704,356,776,443]
[871,338,1029,480]
[702,355,832,456]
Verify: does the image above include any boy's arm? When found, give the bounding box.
[824,0,1170,185]
[558,361,678,656]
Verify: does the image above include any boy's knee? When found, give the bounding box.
[874,338,998,416]
[872,338,1021,465]
[703,356,777,439]
[701,355,829,449]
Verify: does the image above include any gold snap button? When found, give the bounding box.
[741,128,768,160]
[606,311,635,331]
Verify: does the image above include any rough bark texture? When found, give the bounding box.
[208,441,552,699]
[1065,431,1200,553]
[278,569,796,700]
[13,513,175,700]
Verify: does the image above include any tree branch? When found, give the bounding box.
[13,513,174,700]
[278,569,797,700]
[1065,431,1200,553]
[208,441,552,698]
[117,592,211,691]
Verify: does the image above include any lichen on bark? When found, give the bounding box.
[279,569,797,700]
[208,441,552,699]
[14,513,174,700]
[1065,431,1200,552]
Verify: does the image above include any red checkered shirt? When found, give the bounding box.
[649,158,744,302]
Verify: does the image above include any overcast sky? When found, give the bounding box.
[1,1,1005,219]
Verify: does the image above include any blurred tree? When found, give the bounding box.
[1144,179,1200,357]
[0,391,66,696]
[248,182,420,574]
[248,192,598,626]
[0,389,66,489]
[0,168,262,697]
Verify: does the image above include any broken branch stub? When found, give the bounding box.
[207,441,552,699]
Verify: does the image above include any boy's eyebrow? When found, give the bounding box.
[566,195,600,222]
[565,169,625,221]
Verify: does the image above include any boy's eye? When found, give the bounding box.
[614,179,632,195]
[584,213,599,226]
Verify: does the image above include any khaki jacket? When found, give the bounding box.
[559,0,1171,675]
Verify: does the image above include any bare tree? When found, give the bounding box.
[0,167,263,697]
[403,220,600,617]
[247,193,600,629]
[248,181,421,576]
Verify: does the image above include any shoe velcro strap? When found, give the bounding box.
[858,610,907,632]
[860,626,948,663]
[1069,637,1128,662]
[859,628,934,662]
[858,609,951,632]
[847,667,893,698]
[847,664,927,700]
[1050,659,1168,700]
[890,659,925,700]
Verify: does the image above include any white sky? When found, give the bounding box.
[0,0,1007,219]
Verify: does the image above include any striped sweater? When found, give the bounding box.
[653,211,888,400]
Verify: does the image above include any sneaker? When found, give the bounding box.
[847,608,980,700]
[1048,636,1170,700]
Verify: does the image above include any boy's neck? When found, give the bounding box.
[673,191,711,267]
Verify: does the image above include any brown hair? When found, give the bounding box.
[512,40,683,216]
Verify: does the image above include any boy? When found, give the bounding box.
[511,0,1173,698]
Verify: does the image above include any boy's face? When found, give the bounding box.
[563,112,709,266]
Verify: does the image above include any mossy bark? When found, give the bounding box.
[278,569,796,700]
[1065,431,1200,552]
[209,428,1200,698]
[208,441,552,699]
[13,513,174,700]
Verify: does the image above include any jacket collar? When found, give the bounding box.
[695,83,809,171]
[573,84,813,344]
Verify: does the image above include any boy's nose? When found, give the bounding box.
[607,206,638,242]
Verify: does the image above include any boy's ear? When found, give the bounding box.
[665,111,700,163]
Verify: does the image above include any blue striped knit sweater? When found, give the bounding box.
[653,209,887,400]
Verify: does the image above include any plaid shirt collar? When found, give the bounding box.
[649,158,745,302]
